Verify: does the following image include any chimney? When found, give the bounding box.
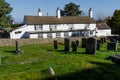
[38,8,42,16]
[89,8,93,18]
[56,7,61,18]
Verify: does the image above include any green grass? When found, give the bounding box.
[0,43,120,80]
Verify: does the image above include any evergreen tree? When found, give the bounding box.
[0,0,12,28]
[61,2,82,16]
[107,10,120,34]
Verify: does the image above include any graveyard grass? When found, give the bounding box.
[0,43,120,80]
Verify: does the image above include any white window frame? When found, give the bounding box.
[56,32,61,37]
[47,33,52,38]
[64,32,68,37]
[35,25,43,30]
[38,33,43,38]
[49,24,57,30]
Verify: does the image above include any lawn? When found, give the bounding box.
[0,42,120,80]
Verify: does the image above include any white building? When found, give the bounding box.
[10,8,111,39]
[96,23,111,36]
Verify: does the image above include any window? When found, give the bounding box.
[56,32,61,37]
[34,25,43,30]
[64,32,68,37]
[38,33,43,38]
[47,33,52,38]
[49,24,57,30]
[15,31,22,34]
[84,24,90,29]
[69,24,74,30]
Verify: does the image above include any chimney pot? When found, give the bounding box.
[56,7,61,18]
[38,8,42,16]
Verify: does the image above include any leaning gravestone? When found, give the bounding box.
[86,37,97,54]
[72,41,77,52]
[53,40,58,49]
[97,40,101,50]
[107,42,118,51]
[64,38,70,52]
[82,38,87,48]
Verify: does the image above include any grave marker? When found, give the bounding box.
[75,40,80,47]
[15,41,21,54]
[82,38,87,48]
[97,40,101,50]
[64,38,70,52]
[100,37,104,44]
[72,41,77,52]
[107,42,118,51]
[86,37,97,54]
[53,40,58,49]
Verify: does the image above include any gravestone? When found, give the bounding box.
[86,37,97,54]
[15,41,21,54]
[100,37,104,44]
[112,39,118,43]
[72,41,77,52]
[109,54,120,64]
[64,38,70,52]
[107,42,118,51]
[75,40,80,47]
[97,40,101,50]
[53,40,58,49]
[82,38,87,48]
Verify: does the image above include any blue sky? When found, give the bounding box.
[6,0,120,23]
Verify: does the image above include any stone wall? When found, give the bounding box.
[0,37,101,47]
[0,38,64,46]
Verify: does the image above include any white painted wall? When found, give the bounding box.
[10,23,110,39]
[97,29,111,36]
[29,34,38,38]
[73,24,96,30]
[10,25,35,39]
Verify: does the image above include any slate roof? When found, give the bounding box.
[96,23,111,30]
[24,16,95,25]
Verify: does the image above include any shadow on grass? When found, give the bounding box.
[42,61,120,80]
[47,49,86,54]
[4,50,16,55]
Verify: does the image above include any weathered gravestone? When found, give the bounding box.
[71,41,77,52]
[100,37,105,44]
[97,40,101,50]
[75,40,80,47]
[53,40,58,49]
[82,38,87,48]
[64,38,70,52]
[86,37,97,54]
[111,39,118,43]
[109,54,120,64]
[15,41,21,54]
[107,42,118,51]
